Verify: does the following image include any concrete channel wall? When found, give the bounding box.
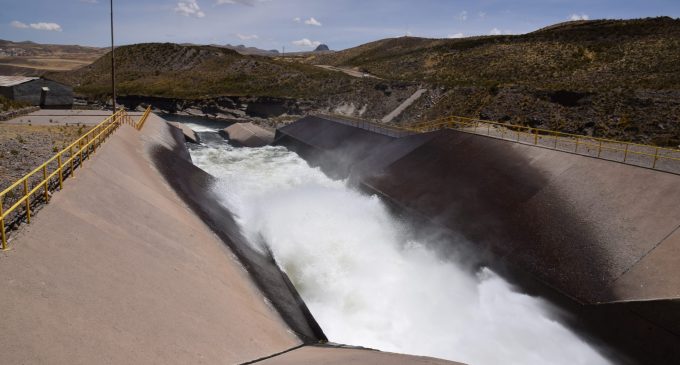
[0,113,462,365]
[275,115,680,364]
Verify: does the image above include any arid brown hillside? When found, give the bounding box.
[52,43,389,99]
[0,39,104,74]
[305,17,680,146]
[50,43,419,120]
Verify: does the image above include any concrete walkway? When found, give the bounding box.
[314,65,381,79]
[381,89,427,123]
[1,109,144,126]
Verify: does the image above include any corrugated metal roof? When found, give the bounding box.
[0,76,40,87]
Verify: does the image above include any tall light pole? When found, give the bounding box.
[110,0,116,113]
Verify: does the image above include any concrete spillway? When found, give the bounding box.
[0,113,460,365]
[274,115,680,363]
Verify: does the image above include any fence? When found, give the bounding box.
[315,113,680,174]
[406,116,680,174]
[136,106,152,131]
[0,108,143,249]
[314,113,415,138]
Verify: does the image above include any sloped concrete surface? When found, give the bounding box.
[0,115,300,364]
[0,113,469,365]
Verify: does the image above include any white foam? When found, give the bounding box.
[181,122,219,133]
[189,143,612,365]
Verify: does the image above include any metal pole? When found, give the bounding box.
[110,0,116,114]
[23,180,30,224]
[0,202,6,250]
[58,154,63,189]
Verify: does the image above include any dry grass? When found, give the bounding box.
[0,125,92,191]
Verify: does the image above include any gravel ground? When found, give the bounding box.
[0,124,91,193]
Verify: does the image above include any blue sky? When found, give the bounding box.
[1,0,679,51]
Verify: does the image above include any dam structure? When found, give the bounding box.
[1,110,679,364]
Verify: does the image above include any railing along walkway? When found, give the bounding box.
[0,107,152,249]
[318,113,680,175]
[408,116,680,175]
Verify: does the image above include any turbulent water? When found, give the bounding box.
[189,135,612,365]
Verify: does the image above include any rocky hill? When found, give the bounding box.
[50,43,418,120]
[305,17,680,146]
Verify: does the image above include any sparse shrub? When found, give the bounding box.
[10,149,19,156]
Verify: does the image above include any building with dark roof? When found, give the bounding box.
[0,76,73,108]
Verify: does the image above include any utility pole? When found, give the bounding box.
[282,46,285,59]
[110,0,116,113]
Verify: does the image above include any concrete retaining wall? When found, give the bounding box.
[275,116,680,364]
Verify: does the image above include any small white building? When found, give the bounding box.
[0,76,73,108]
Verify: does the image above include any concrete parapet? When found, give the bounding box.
[168,121,199,143]
[222,122,274,147]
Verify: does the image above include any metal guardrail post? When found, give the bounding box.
[58,154,63,190]
[0,203,6,250]
[575,137,580,153]
[42,165,48,202]
[23,180,30,224]
[623,144,629,162]
[597,140,603,158]
[70,145,75,178]
[653,147,660,168]
[79,140,84,168]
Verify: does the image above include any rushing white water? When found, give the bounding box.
[190,140,612,365]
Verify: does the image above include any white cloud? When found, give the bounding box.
[293,17,301,23]
[31,22,63,31]
[80,0,98,3]
[292,38,321,48]
[11,20,63,31]
[478,11,487,19]
[10,20,29,29]
[175,0,205,18]
[236,33,258,40]
[216,0,262,5]
[448,33,464,39]
[304,17,322,26]
[457,10,468,21]
[569,14,590,21]
[489,27,502,35]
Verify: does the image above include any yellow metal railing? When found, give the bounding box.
[135,106,152,130]
[404,116,680,172]
[0,109,140,249]
[315,113,414,138]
